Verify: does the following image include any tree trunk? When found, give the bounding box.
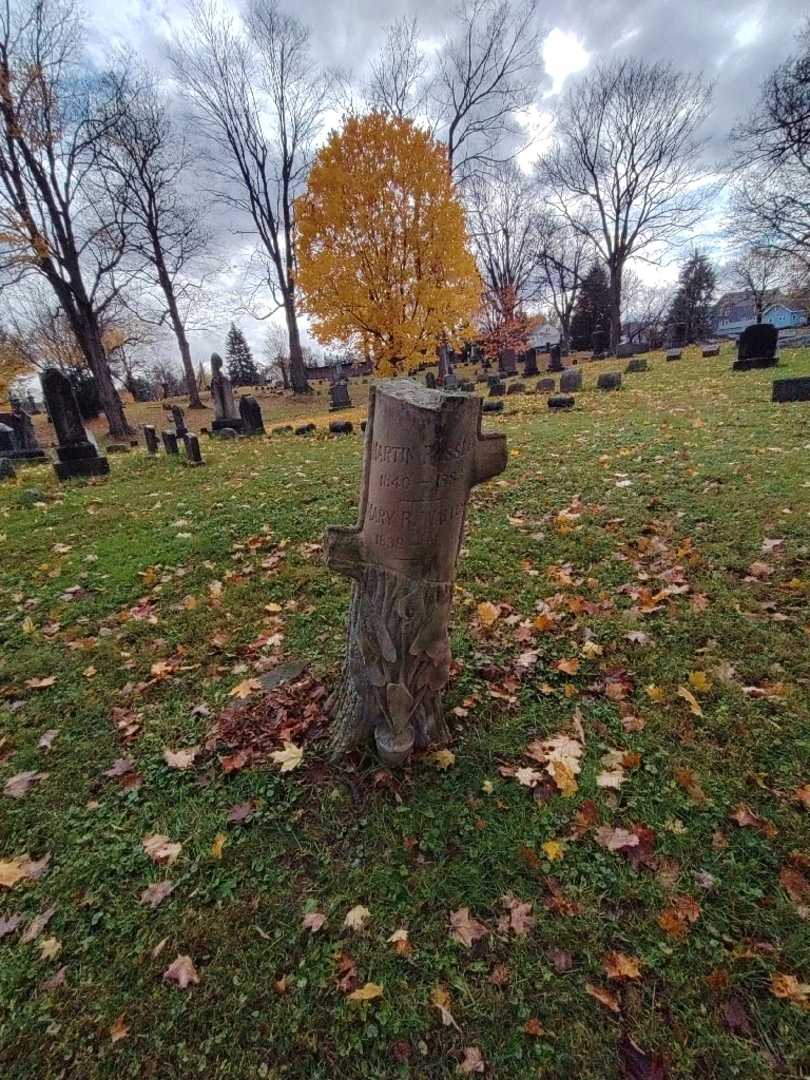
[72,308,132,439]
[155,253,204,409]
[324,379,506,765]
[608,257,623,351]
[284,292,311,395]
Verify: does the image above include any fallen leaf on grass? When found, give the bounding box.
[270,741,303,773]
[549,948,574,973]
[459,1046,485,1074]
[110,1015,130,1043]
[229,678,262,700]
[770,973,809,1005]
[4,771,48,799]
[20,905,56,944]
[515,767,544,787]
[603,951,642,980]
[658,895,701,939]
[585,982,620,1013]
[499,894,536,937]
[431,984,460,1029]
[40,966,67,992]
[211,833,227,859]
[25,676,57,690]
[477,601,501,628]
[0,914,22,939]
[162,955,199,988]
[139,881,175,909]
[220,749,250,773]
[427,749,455,769]
[163,746,199,770]
[676,686,703,717]
[542,840,564,861]
[524,1017,544,1037]
[595,826,640,853]
[142,834,182,866]
[688,671,712,693]
[0,854,49,889]
[449,907,488,947]
[387,928,411,956]
[346,981,383,1002]
[779,866,810,919]
[38,937,61,960]
[227,801,258,824]
[344,905,370,931]
[37,729,59,750]
[619,1035,667,1079]
[794,784,810,810]
[721,996,753,1037]
[104,758,136,778]
[302,911,326,933]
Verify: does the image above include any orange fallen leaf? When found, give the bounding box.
[585,982,620,1013]
[603,950,642,980]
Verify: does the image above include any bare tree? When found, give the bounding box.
[729,22,810,274]
[540,58,713,350]
[97,64,210,408]
[433,0,541,180]
[170,0,330,395]
[466,162,541,313]
[620,271,674,346]
[263,322,289,387]
[0,0,133,436]
[532,215,590,353]
[366,15,428,119]
[727,245,785,323]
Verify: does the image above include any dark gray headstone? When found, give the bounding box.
[560,368,582,393]
[425,372,437,389]
[0,423,15,455]
[506,381,525,395]
[459,381,475,392]
[522,349,539,377]
[597,372,622,391]
[548,344,563,372]
[702,344,720,358]
[0,456,16,480]
[185,433,204,466]
[170,405,187,436]
[733,324,778,371]
[772,376,810,403]
[625,357,648,373]
[482,399,504,413]
[272,425,293,435]
[162,431,179,454]
[106,443,130,454]
[40,368,109,481]
[329,420,353,434]
[488,378,506,397]
[143,425,159,454]
[666,349,682,361]
[295,423,316,435]
[329,379,352,411]
[0,408,45,461]
[499,349,518,376]
[548,394,575,410]
[591,329,608,356]
[616,343,636,358]
[535,378,556,394]
[239,395,265,435]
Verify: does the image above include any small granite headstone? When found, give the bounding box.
[272,425,293,435]
[239,395,265,435]
[0,406,46,461]
[213,427,238,439]
[488,378,506,397]
[329,378,352,411]
[522,349,539,377]
[616,342,637,359]
[625,357,648,373]
[499,349,518,376]
[535,378,556,394]
[666,349,682,361]
[548,394,575,410]
[443,373,460,390]
[560,368,582,393]
[772,376,810,403]
[162,431,179,455]
[548,343,563,372]
[597,372,622,391]
[591,328,608,357]
[295,423,316,435]
[482,399,504,413]
[425,372,437,389]
[702,343,720,358]
[106,443,130,454]
[170,405,187,437]
[733,324,778,371]
[184,433,204,466]
[0,456,16,481]
[40,368,109,481]
[459,380,475,392]
[329,420,353,434]
[143,425,159,454]
[506,381,525,395]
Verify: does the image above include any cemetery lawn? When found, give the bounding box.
[2,344,810,1080]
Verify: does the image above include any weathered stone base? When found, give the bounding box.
[329,403,352,412]
[732,357,778,371]
[6,449,47,463]
[212,417,244,434]
[54,455,110,481]
[548,394,575,410]
[772,376,810,403]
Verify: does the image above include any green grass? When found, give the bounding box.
[2,344,809,1079]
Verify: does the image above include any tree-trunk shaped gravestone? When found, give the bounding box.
[324,378,507,765]
[41,368,109,481]
[210,352,243,434]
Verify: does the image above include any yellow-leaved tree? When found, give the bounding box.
[295,113,481,375]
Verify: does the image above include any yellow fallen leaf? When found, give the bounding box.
[542,840,564,861]
[477,601,501,628]
[343,905,371,931]
[482,780,494,795]
[347,981,383,1002]
[230,678,262,700]
[270,741,304,773]
[676,686,703,717]
[688,671,712,694]
[211,833,227,859]
[38,936,61,960]
[646,684,666,703]
[427,749,455,770]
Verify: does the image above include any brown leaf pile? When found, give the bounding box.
[208,672,328,764]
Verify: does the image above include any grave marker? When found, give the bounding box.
[597,371,622,391]
[240,395,266,435]
[143,425,159,454]
[210,352,244,432]
[324,379,506,765]
[733,324,778,371]
[40,368,109,481]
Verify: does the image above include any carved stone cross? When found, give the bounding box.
[324,378,506,765]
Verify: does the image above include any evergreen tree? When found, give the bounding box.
[569,263,611,350]
[225,324,259,386]
[666,251,716,343]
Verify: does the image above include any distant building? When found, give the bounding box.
[713,292,806,336]
[528,324,561,349]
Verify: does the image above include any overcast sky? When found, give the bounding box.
[83,0,808,364]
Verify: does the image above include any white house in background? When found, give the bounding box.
[713,293,807,336]
[528,324,561,348]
